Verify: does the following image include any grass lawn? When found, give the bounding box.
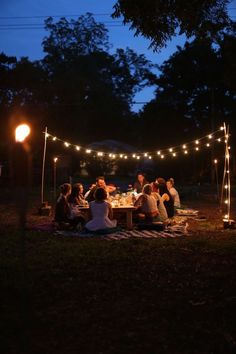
[1,195,236,354]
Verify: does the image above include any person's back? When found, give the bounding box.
[152,192,168,221]
[140,194,158,215]
[85,188,117,231]
[55,194,69,222]
[54,183,71,223]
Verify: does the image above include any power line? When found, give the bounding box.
[0,13,112,20]
[0,9,235,20]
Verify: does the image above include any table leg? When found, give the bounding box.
[126,210,133,230]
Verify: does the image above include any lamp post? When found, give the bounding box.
[214,159,219,201]
[13,123,31,352]
[53,157,58,201]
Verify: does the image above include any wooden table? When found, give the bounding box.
[112,206,136,230]
[78,205,136,230]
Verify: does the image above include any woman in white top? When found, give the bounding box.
[85,187,117,232]
[166,178,181,208]
[134,184,160,221]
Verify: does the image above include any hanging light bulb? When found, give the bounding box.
[195,140,199,145]
[136,156,140,160]
[225,200,228,204]
[206,143,210,147]
[172,153,176,157]
[169,148,173,152]
[220,126,224,131]
[208,134,212,139]
[182,144,186,149]
[184,150,188,154]
[161,155,164,159]
[124,155,128,159]
[157,151,161,155]
[64,142,70,147]
[217,138,221,142]
[224,185,228,189]
[195,147,199,151]
[75,145,80,151]
[144,152,148,157]
[214,159,218,164]
[53,136,57,141]
[132,154,136,158]
[86,149,91,154]
[148,156,152,159]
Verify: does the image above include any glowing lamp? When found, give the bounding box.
[15,124,30,143]
[53,157,58,163]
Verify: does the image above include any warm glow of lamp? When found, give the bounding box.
[64,142,69,147]
[75,145,80,151]
[214,159,218,164]
[15,124,30,142]
[53,157,58,163]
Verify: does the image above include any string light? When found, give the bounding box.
[45,126,225,161]
[214,159,218,164]
[161,155,164,159]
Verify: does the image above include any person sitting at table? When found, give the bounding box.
[55,183,84,229]
[134,184,160,222]
[68,183,87,206]
[85,176,116,203]
[156,183,174,218]
[67,183,87,225]
[151,182,168,222]
[166,178,181,209]
[133,172,148,193]
[85,187,117,232]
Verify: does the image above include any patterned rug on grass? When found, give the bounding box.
[54,223,189,240]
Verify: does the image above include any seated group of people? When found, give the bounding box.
[54,174,181,232]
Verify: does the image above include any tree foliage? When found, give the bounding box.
[112,0,234,50]
[140,38,236,149]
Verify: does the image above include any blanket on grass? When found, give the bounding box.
[53,223,189,240]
